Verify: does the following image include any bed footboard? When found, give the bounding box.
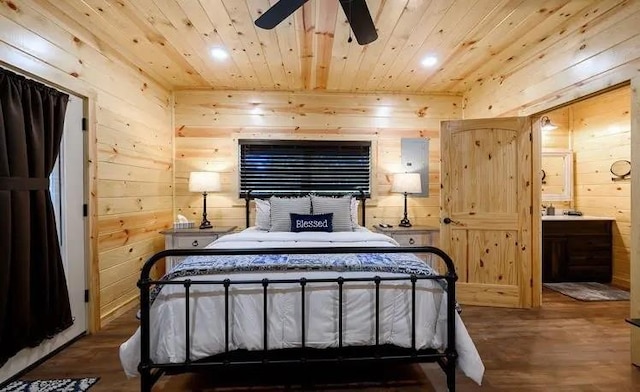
[137,246,458,392]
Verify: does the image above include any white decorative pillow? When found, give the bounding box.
[255,199,270,231]
[311,195,354,232]
[351,197,360,227]
[269,196,312,232]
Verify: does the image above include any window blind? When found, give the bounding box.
[239,139,371,197]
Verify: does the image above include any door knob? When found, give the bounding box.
[443,217,452,224]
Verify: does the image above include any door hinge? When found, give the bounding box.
[530,206,533,215]
[529,132,532,141]
[81,117,87,131]
[84,289,89,303]
[83,203,88,217]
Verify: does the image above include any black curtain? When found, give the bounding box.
[0,68,72,366]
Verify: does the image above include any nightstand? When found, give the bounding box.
[160,226,237,272]
[372,225,440,267]
[371,225,439,247]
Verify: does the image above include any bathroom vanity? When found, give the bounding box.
[542,215,614,283]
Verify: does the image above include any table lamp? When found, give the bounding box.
[189,171,221,229]
[391,172,422,227]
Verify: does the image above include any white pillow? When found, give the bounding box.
[269,196,312,232]
[255,199,270,231]
[351,197,360,227]
[311,195,353,232]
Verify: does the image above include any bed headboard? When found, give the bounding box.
[243,190,367,229]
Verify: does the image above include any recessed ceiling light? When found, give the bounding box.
[421,55,438,67]
[376,106,391,116]
[210,47,229,60]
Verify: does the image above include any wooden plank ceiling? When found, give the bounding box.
[42,0,626,93]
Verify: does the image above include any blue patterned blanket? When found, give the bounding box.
[149,252,448,305]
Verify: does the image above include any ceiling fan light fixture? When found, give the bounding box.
[210,47,229,61]
[421,55,438,67]
[540,116,558,131]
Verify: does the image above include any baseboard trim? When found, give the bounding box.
[0,332,86,390]
[100,295,138,328]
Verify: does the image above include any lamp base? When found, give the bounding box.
[398,218,412,228]
[199,191,212,229]
[399,192,412,227]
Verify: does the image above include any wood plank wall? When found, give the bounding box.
[463,1,640,118]
[0,1,173,328]
[173,90,462,234]
[571,86,631,289]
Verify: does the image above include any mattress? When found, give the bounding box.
[119,228,484,384]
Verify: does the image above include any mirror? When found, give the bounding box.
[541,149,573,201]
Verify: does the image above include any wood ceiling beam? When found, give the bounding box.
[313,0,339,90]
[298,1,315,90]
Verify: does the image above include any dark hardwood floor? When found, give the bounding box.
[15,289,639,391]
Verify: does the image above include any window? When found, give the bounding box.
[239,139,371,197]
[50,156,62,242]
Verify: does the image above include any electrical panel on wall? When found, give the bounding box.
[400,138,429,197]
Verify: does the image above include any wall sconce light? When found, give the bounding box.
[540,116,558,131]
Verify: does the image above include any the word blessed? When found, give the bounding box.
[296,219,330,229]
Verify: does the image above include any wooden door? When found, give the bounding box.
[440,117,534,308]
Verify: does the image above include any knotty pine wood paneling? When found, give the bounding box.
[571,86,631,289]
[30,1,632,97]
[174,90,462,235]
[0,0,173,328]
[463,1,640,118]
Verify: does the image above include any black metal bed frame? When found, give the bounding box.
[137,191,459,391]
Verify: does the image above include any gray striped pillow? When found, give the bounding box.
[311,195,354,232]
[254,199,270,231]
[269,196,311,232]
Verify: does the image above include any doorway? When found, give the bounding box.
[0,90,87,384]
[539,85,631,300]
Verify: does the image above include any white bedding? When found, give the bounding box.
[119,228,484,384]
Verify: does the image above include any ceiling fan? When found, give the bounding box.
[255,0,378,45]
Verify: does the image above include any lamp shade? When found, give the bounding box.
[391,173,422,194]
[189,171,221,193]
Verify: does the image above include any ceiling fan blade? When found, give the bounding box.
[255,0,309,29]
[339,0,378,45]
